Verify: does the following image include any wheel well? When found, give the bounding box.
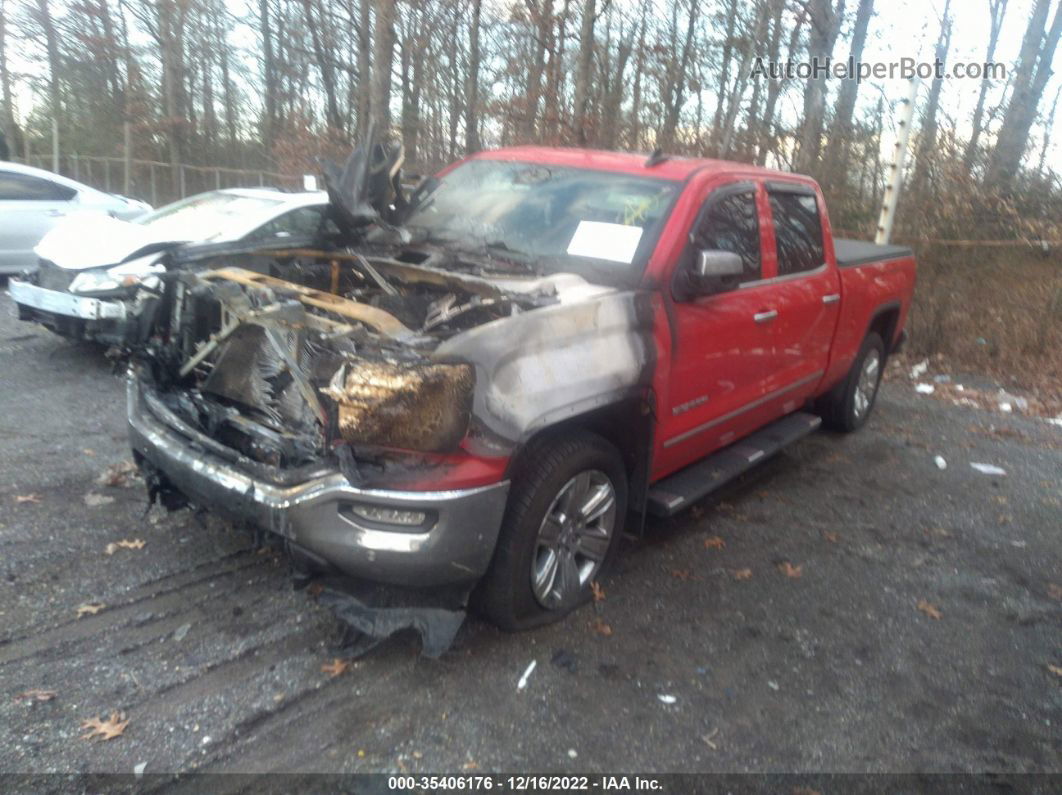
[507,398,654,517]
[868,306,900,355]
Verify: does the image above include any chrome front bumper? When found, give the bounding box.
[127,377,510,587]
[8,279,127,321]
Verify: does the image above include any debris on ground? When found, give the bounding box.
[657,694,677,705]
[778,562,803,579]
[172,623,191,642]
[14,494,41,504]
[517,660,537,690]
[97,460,139,488]
[970,462,1007,476]
[917,599,943,620]
[590,618,613,637]
[732,568,753,581]
[590,581,605,602]
[909,359,929,379]
[915,383,936,395]
[75,603,105,618]
[80,712,129,741]
[15,689,57,703]
[551,648,577,673]
[702,728,720,749]
[83,492,115,507]
[105,538,146,555]
[703,536,726,549]
[934,455,947,470]
[134,762,147,777]
[321,658,351,678]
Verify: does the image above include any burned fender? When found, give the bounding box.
[434,290,656,453]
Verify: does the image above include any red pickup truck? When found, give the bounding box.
[127,144,915,648]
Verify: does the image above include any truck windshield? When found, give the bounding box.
[403,160,680,287]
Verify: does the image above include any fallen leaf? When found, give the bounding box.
[1047,664,1062,677]
[80,711,129,741]
[732,568,753,581]
[590,581,605,602]
[14,494,41,504]
[76,603,105,618]
[105,539,146,555]
[792,788,822,795]
[590,618,613,637]
[1047,584,1062,601]
[703,536,726,550]
[823,531,839,543]
[917,599,942,620]
[97,460,138,488]
[83,492,115,507]
[321,658,351,677]
[15,689,57,703]
[82,449,96,456]
[778,562,803,579]
[463,761,479,770]
[670,568,694,580]
[306,582,324,597]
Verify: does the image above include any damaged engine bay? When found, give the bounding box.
[137,247,554,486]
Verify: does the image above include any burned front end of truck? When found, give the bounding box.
[126,140,669,651]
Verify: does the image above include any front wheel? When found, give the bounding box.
[475,431,627,631]
[819,331,885,432]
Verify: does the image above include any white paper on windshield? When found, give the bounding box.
[566,221,643,264]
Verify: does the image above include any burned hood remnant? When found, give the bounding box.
[128,135,660,656]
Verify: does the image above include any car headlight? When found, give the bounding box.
[69,256,165,296]
[322,361,475,453]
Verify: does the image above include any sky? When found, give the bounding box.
[6,0,1061,171]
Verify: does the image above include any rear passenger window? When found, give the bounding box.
[0,170,77,201]
[692,189,760,280]
[769,190,824,276]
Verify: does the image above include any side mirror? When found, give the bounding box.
[695,249,744,278]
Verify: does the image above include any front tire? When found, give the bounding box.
[819,331,885,432]
[475,431,627,631]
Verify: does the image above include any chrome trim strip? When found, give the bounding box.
[663,370,824,449]
[739,263,827,289]
[822,293,841,304]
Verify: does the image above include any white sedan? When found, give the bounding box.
[0,161,152,274]
[8,188,333,344]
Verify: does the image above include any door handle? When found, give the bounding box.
[753,310,778,324]
[822,293,840,304]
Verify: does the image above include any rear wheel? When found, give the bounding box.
[476,431,627,631]
[819,331,885,432]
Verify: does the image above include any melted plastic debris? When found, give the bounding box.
[318,581,468,659]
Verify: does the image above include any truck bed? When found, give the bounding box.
[834,238,913,268]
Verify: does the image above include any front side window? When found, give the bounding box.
[0,171,77,201]
[403,159,681,287]
[249,206,335,240]
[769,190,824,276]
[691,188,761,280]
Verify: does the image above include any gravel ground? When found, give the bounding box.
[0,289,1059,778]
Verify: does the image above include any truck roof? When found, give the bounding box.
[472,145,807,183]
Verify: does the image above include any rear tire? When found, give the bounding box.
[819,332,885,432]
[475,431,627,631]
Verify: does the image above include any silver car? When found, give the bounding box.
[0,161,151,274]
[8,188,333,345]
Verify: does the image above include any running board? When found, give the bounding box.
[647,412,822,517]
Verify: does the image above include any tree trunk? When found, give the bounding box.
[795,0,846,174]
[828,0,874,178]
[259,0,277,148]
[963,0,1007,170]
[985,0,1062,186]
[35,0,63,144]
[370,0,398,135]
[0,0,21,155]
[571,0,596,143]
[521,0,554,142]
[758,4,806,165]
[356,0,372,138]
[913,0,952,190]
[465,0,482,153]
[659,0,699,151]
[302,0,344,131]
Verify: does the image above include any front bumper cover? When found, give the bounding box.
[127,376,510,588]
[8,278,128,321]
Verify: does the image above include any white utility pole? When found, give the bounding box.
[875,77,920,245]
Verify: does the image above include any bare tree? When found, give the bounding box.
[963,0,1008,170]
[795,0,846,173]
[370,0,397,134]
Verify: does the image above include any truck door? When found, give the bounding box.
[654,181,780,478]
[761,183,839,401]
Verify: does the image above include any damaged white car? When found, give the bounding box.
[8,188,335,345]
